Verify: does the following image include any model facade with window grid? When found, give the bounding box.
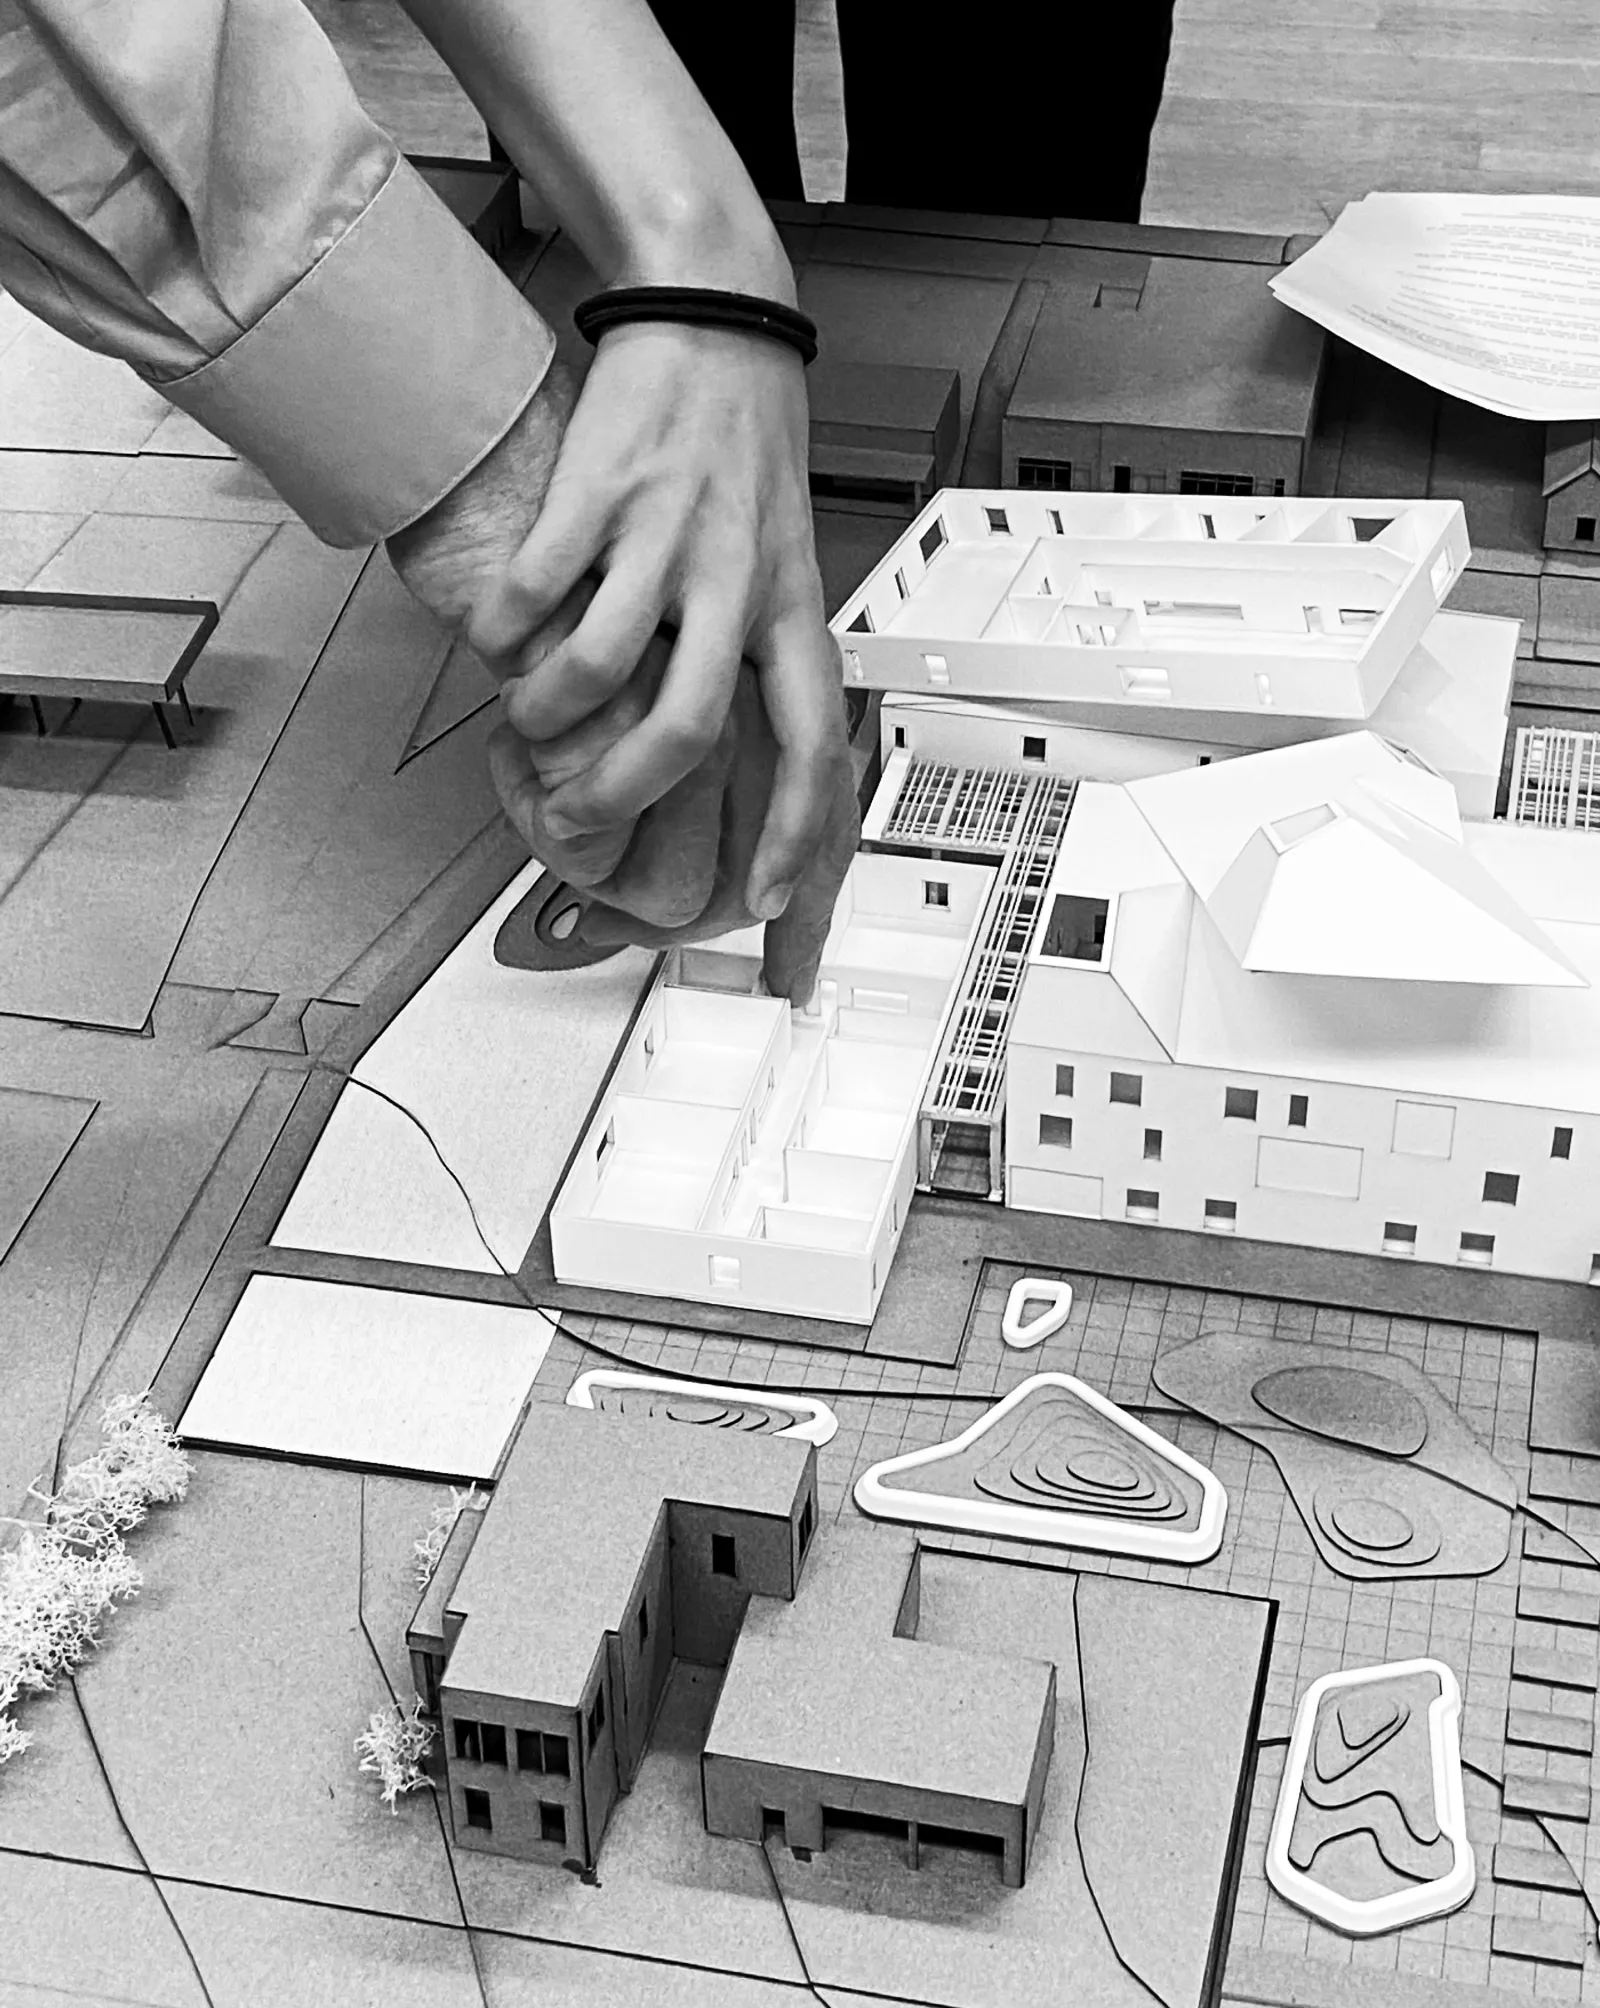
[1005,732,1600,1283]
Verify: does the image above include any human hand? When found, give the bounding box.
[384,357,857,997]
[464,320,847,923]
[490,645,859,1004]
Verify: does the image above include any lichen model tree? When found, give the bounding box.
[0,1392,192,1765]
[353,1485,488,1811]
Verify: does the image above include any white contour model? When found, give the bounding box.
[1000,1279,1074,1349]
[854,1372,1227,1563]
[1266,1657,1474,1936]
[564,1370,838,1446]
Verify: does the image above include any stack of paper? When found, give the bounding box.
[1270,193,1600,421]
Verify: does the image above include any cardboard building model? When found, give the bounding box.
[1542,420,1600,557]
[807,357,962,515]
[1002,257,1327,501]
[408,1403,1054,1886]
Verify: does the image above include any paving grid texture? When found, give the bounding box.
[550,1269,1600,2000]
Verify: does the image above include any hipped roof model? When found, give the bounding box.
[1016,732,1600,1113]
[1124,734,1586,988]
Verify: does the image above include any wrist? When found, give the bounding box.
[612,192,797,307]
[386,359,576,621]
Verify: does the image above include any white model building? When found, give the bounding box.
[871,600,1518,822]
[834,491,1470,724]
[550,853,994,1323]
[558,485,1596,1317]
[1005,732,1600,1284]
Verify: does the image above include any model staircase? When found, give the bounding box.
[1508,726,1600,830]
[866,754,1076,1200]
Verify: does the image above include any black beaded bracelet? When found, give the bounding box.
[573,286,819,366]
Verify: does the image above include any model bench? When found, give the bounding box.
[0,590,220,748]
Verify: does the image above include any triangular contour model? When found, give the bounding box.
[854,1372,1227,1562]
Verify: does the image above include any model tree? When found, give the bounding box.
[0,1393,191,1764]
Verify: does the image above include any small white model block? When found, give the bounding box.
[565,1370,838,1445]
[1266,1658,1474,1936]
[549,852,995,1323]
[833,490,1469,723]
[1001,1278,1074,1348]
[853,1372,1227,1562]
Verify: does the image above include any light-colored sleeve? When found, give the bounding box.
[0,0,556,546]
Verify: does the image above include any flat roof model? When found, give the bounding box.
[832,490,1469,723]
[440,1401,814,1708]
[1006,257,1325,446]
[703,1523,1055,1887]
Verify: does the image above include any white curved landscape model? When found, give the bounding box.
[853,1372,1226,1562]
[1001,1278,1074,1349]
[1266,1657,1474,1936]
[565,1369,839,1446]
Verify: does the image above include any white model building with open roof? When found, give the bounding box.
[834,491,1470,723]
[550,851,994,1323]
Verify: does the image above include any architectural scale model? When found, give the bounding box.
[834,492,1470,722]
[1001,256,1327,500]
[811,487,1600,1286]
[549,851,994,1322]
[16,190,1600,2008]
[408,1401,1061,1887]
[1542,422,1600,557]
[1004,733,1600,1284]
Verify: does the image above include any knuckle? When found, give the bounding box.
[557,637,626,704]
[659,696,727,769]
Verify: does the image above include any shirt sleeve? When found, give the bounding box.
[0,0,556,546]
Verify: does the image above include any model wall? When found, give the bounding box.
[669,1504,798,1667]
[880,702,1218,783]
[439,1682,585,1863]
[609,1510,675,1793]
[1000,415,1303,499]
[552,1205,896,1324]
[1007,1037,1600,1282]
[843,626,1378,719]
[700,1751,1034,1888]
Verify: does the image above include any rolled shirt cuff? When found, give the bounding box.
[147,156,555,547]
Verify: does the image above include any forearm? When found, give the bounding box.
[394,0,795,300]
[0,0,555,546]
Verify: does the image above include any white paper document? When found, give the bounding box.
[1270,193,1600,421]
